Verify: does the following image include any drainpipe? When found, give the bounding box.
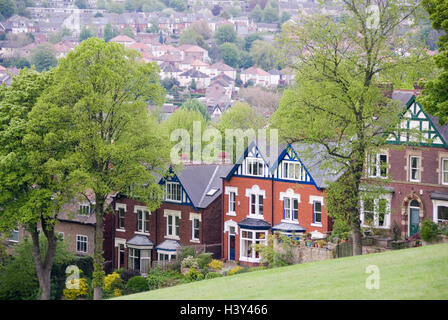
[271,175,274,231]
[221,176,225,260]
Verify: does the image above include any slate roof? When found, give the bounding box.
[179,68,209,79]
[238,218,271,230]
[169,164,233,208]
[127,235,154,247]
[272,222,306,233]
[156,239,181,252]
[430,192,448,201]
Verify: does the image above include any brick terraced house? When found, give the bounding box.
[222,142,342,265]
[105,164,232,274]
[361,90,448,238]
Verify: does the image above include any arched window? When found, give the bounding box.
[410,200,419,208]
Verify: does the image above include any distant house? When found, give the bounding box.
[160,62,182,80]
[184,45,209,63]
[5,15,39,34]
[205,78,233,107]
[209,60,236,80]
[178,68,210,89]
[241,65,272,87]
[109,34,135,47]
[255,23,278,33]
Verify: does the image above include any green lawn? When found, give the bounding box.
[116,243,448,300]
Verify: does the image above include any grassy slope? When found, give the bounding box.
[116,243,448,300]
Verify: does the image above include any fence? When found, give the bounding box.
[336,241,353,258]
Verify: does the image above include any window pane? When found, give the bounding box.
[379,155,387,177]
[438,206,448,221]
[364,199,374,223]
[378,199,387,226]
[258,195,263,215]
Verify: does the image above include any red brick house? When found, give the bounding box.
[361,90,448,238]
[222,142,341,265]
[105,164,232,274]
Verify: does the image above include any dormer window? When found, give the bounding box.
[79,204,90,215]
[165,182,181,202]
[282,161,305,180]
[247,158,264,176]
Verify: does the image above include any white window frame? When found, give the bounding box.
[239,229,268,263]
[79,204,90,215]
[164,210,181,240]
[409,156,421,182]
[116,203,126,232]
[225,187,238,216]
[283,197,299,222]
[157,250,177,261]
[360,196,391,229]
[309,195,324,227]
[189,212,201,242]
[441,158,448,185]
[280,189,301,224]
[8,229,19,242]
[432,199,448,225]
[246,157,264,177]
[165,182,182,202]
[282,160,305,180]
[246,185,266,219]
[76,235,88,253]
[134,205,151,235]
[368,153,388,178]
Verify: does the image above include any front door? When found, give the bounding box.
[409,207,420,237]
[229,234,235,260]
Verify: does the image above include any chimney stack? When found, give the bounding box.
[413,79,424,96]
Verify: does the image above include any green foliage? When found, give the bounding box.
[180,98,210,122]
[0,0,15,20]
[104,23,119,42]
[227,266,243,275]
[181,255,199,269]
[30,45,57,72]
[75,0,87,9]
[254,233,295,268]
[126,276,149,293]
[263,6,278,23]
[249,5,263,23]
[186,268,204,281]
[205,271,222,279]
[147,266,185,290]
[1,55,30,69]
[63,278,89,300]
[420,219,442,243]
[244,33,263,51]
[0,235,75,300]
[120,269,141,283]
[197,252,212,270]
[220,42,240,68]
[79,27,94,42]
[208,259,224,271]
[419,0,448,125]
[121,27,135,39]
[214,25,237,45]
[249,40,278,71]
[179,28,206,48]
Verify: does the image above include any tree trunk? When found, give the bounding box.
[93,199,105,300]
[350,154,364,256]
[30,223,57,300]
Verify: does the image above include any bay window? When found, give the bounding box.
[361,197,390,228]
[240,230,267,262]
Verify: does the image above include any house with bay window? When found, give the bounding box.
[105,164,232,275]
[361,89,448,238]
[222,142,342,265]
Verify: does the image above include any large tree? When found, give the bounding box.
[31,38,170,299]
[0,68,76,299]
[30,44,57,72]
[419,0,448,124]
[271,0,420,255]
[214,25,237,45]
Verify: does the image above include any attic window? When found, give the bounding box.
[206,188,218,196]
[79,204,90,215]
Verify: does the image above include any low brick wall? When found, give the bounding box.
[273,239,335,264]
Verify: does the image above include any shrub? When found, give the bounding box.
[181,255,199,269]
[126,276,149,293]
[228,266,243,276]
[120,269,141,283]
[420,219,441,243]
[74,256,94,278]
[186,268,204,281]
[208,259,224,271]
[63,278,89,300]
[197,252,212,269]
[104,272,123,291]
[205,272,223,279]
[181,247,196,260]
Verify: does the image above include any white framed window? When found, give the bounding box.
[76,235,88,253]
[8,229,19,242]
[136,208,150,233]
[313,201,322,224]
[192,218,200,241]
[282,161,305,180]
[58,232,64,241]
[250,194,264,216]
[79,204,90,215]
[360,197,390,228]
[167,215,180,237]
[118,207,125,230]
[437,206,448,224]
[368,154,388,178]
[283,197,298,221]
[158,251,177,261]
[441,158,448,185]
[409,156,420,182]
[246,158,264,176]
[240,229,267,263]
[128,248,151,274]
[229,191,236,213]
[165,182,182,202]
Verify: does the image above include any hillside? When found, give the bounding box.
[115,243,448,300]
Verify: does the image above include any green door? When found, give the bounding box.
[409,208,420,237]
